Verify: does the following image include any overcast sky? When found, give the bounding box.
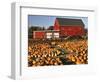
[28,15,88,28]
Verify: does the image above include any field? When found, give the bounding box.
[28,37,88,67]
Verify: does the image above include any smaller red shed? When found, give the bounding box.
[33,31,46,39]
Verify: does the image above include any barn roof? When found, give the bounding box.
[56,18,84,27]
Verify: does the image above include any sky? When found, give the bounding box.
[28,15,88,29]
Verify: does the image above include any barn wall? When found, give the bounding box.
[60,26,85,37]
[33,31,46,39]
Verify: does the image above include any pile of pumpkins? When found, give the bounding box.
[28,39,88,66]
[57,40,88,64]
[28,43,63,66]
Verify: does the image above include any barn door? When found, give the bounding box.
[46,33,52,39]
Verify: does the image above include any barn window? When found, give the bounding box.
[54,33,59,38]
[46,33,52,39]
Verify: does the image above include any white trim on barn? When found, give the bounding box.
[33,31,35,38]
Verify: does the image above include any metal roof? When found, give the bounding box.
[56,18,85,27]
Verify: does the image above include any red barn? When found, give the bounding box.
[54,18,85,37]
[32,18,85,39]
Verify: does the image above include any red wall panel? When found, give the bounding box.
[33,31,46,39]
[60,26,85,36]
